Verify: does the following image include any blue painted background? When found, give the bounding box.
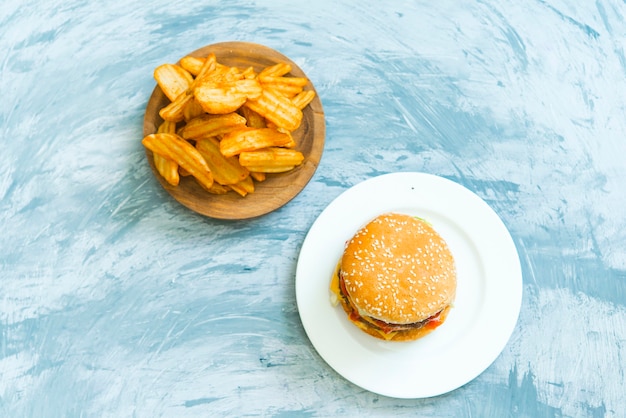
[2,0,625,416]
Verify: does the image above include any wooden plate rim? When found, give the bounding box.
[142,41,325,220]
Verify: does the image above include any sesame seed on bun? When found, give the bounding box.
[330,212,457,341]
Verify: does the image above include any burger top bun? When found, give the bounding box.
[340,212,457,325]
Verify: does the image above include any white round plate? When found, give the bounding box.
[295,172,522,398]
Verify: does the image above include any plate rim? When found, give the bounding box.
[142,41,325,220]
[295,171,523,398]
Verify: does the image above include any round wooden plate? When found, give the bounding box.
[143,41,325,220]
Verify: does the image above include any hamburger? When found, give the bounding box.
[330,212,457,341]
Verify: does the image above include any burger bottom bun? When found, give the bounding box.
[338,295,451,342]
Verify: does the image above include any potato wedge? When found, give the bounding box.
[142,133,213,190]
[159,92,194,122]
[239,147,304,168]
[153,153,180,186]
[228,176,255,197]
[179,55,205,76]
[195,137,250,185]
[249,171,266,182]
[204,182,230,194]
[146,51,318,198]
[291,90,316,110]
[179,113,247,140]
[194,78,262,114]
[183,97,206,121]
[258,75,309,87]
[239,106,267,129]
[154,64,194,102]
[243,89,303,131]
[219,128,294,158]
[192,53,217,86]
[241,165,296,173]
[258,62,291,78]
[152,121,180,186]
[262,83,303,98]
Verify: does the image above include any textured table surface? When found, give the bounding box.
[2,1,626,417]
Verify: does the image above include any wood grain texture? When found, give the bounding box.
[143,42,325,219]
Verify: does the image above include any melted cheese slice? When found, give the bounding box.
[329,262,397,340]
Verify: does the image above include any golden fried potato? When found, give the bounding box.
[204,182,230,194]
[152,121,180,186]
[249,171,266,182]
[159,92,194,122]
[257,66,307,98]
[258,75,308,97]
[142,133,214,190]
[239,106,267,129]
[258,62,291,78]
[228,176,255,197]
[146,51,318,198]
[154,64,194,102]
[157,120,177,134]
[240,66,257,80]
[182,97,206,121]
[291,90,316,110]
[239,147,304,169]
[240,165,296,173]
[193,53,217,84]
[178,113,247,140]
[179,55,205,76]
[276,128,296,148]
[219,128,294,158]
[194,78,262,114]
[244,89,303,131]
[153,153,180,186]
[261,83,303,98]
[195,137,250,185]
[192,59,259,111]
